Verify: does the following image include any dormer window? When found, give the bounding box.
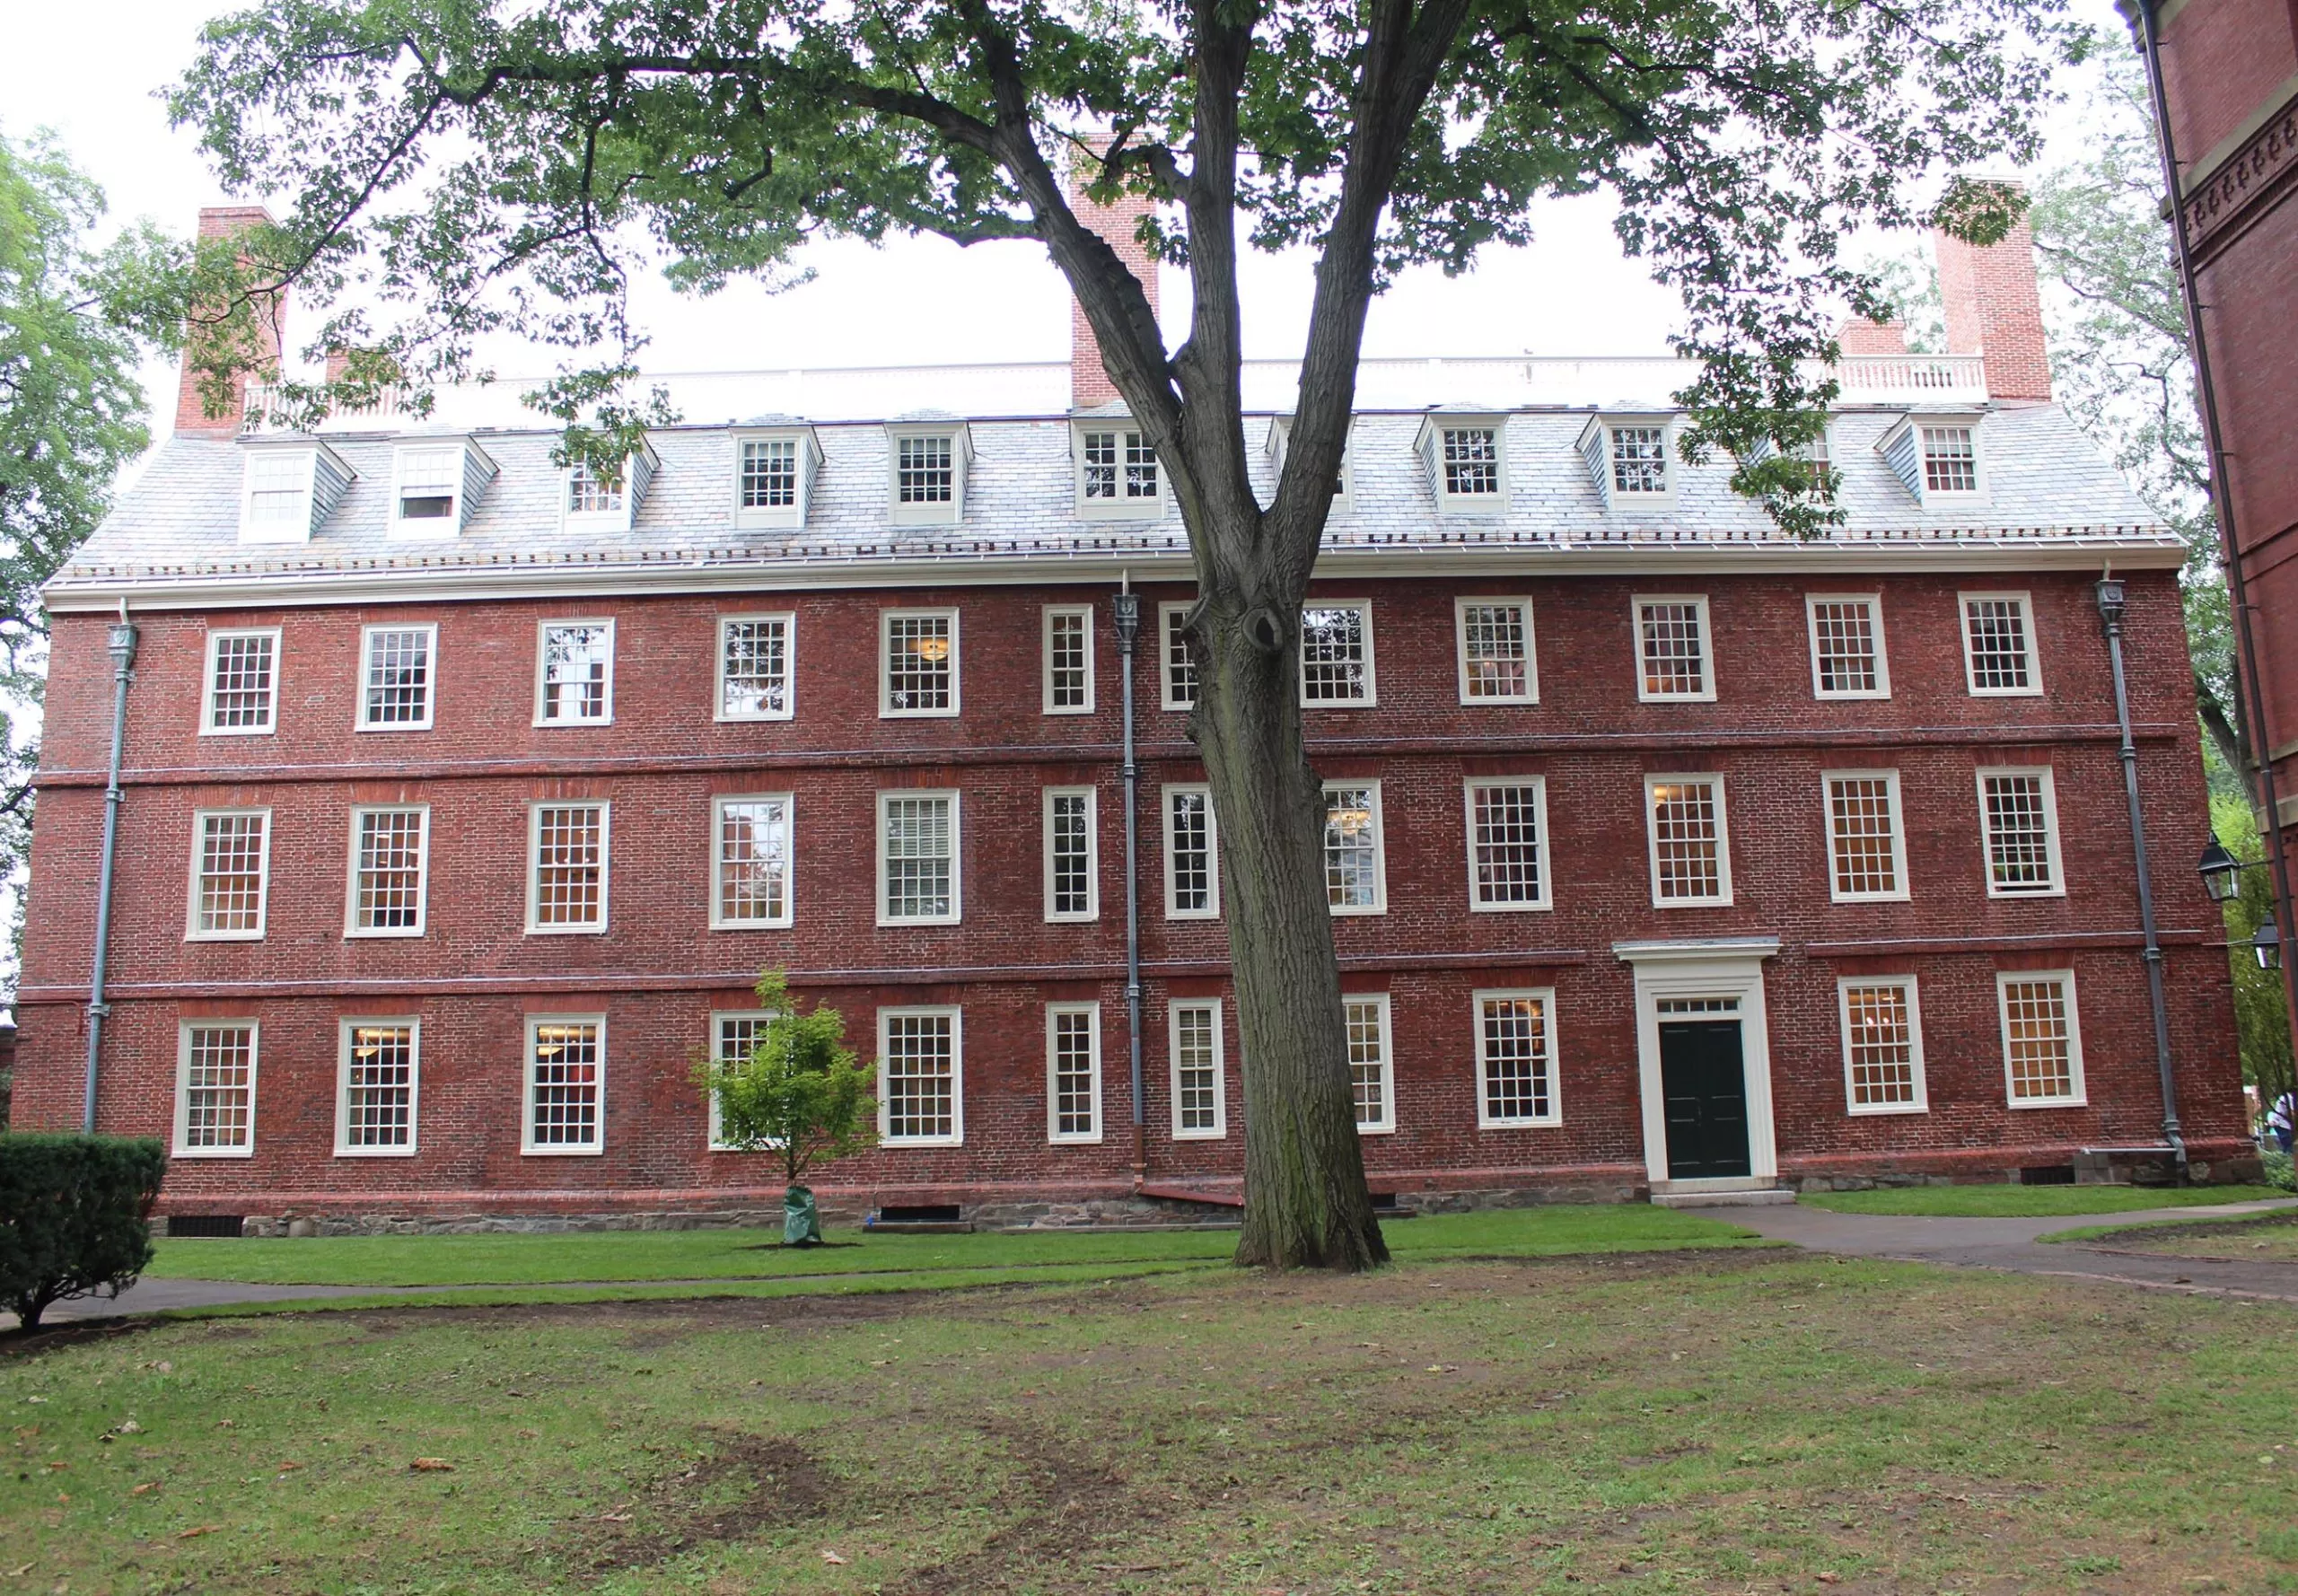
[1577,413,1677,508]
[1415,414,1508,513]
[1609,426,1668,494]
[1264,416,1353,511]
[732,427,821,531]
[1922,425,1977,492]
[887,422,971,524]
[1072,419,1162,519]
[1878,413,1984,503]
[568,461,621,515]
[389,438,496,538]
[560,443,657,533]
[237,441,353,545]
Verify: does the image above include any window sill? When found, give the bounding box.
[333,1145,420,1157]
[198,726,277,738]
[709,919,796,933]
[1171,1128,1228,1142]
[1846,1101,1930,1117]
[1478,1117,1564,1131]
[1469,900,1553,915]
[521,1145,606,1157]
[525,924,610,936]
[346,927,427,940]
[185,932,267,943]
[2006,1095,2088,1110]
[171,1146,254,1160]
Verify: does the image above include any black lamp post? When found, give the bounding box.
[2199,837,2246,904]
[2256,917,2284,973]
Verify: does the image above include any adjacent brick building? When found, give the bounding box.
[7,208,2253,1231]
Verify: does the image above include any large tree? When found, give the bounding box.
[172,0,2078,1269]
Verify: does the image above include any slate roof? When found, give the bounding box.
[50,399,2172,600]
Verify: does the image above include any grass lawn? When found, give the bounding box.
[2045,1209,2298,1259]
[144,1205,1760,1289]
[11,1252,2298,1594]
[1797,1181,2291,1217]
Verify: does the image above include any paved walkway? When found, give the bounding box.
[1695,1197,2298,1302]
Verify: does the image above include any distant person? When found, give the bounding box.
[2270,1092,2295,1156]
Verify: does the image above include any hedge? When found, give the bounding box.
[0,1134,168,1329]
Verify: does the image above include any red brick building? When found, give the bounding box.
[7,214,2254,1232]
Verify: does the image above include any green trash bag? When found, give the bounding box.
[783,1184,823,1247]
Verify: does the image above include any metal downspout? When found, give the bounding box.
[83,614,139,1134]
[2099,580,2188,1171]
[2131,0,2298,1118]
[1112,583,1147,1182]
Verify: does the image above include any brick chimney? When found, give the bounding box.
[1835,317,1909,356]
[174,205,286,436]
[1067,145,1158,410]
[1934,189,2051,402]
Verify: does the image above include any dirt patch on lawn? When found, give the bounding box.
[2074,1212,2298,1262]
[338,1283,1042,1342]
[570,1428,843,1575]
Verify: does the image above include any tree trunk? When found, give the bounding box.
[1189,591,1390,1272]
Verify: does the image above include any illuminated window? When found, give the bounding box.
[524,1017,603,1153]
[338,1021,418,1153]
[1839,980,1925,1113]
[1476,991,1559,1127]
[881,610,958,716]
[1323,783,1385,914]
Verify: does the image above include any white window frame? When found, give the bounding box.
[1454,597,1539,705]
[1168,997,1228,1140]
[1996,970,2087,1109]
[522,1013,607,1155]
[185,807,272,942]
[1322,780,1388,916]
[715,613,796,723]
[887,427,969,525]
[1160,601,1198,712]
[1419,416,1510,513]
[1463,776,1553,913]
[1343,992,1396,1135]
[706,1008,777,1151]
[1837,977,1928,1117]
[525,800,611,934]
[1072,422,1163,519]
[343,803,432,938]
[389,443,468,538]
[1821,769,1911,905]
[730,429,816,531]
[876,789,962,927]
[1958,591,2043,697]
[356,622,438,732]
[1644,774,1733,908]
[173,1019,259,1159]
[710,792,795,931]
[1299,599,1378,707]
[1042,785,1099,923]
[1042,605,1096,715]
[1633,595,1716,703]
[532,618,617,726]
[1803,594,1891,701]
[335,1016,421,1156]
[238,446,318,543]
[1919,424,1986,497]
[878,1004,965,1146]
[880,608,960,719]
[1604,420,1675,501]
[1162,783,1221,920]
[1474,987,1563,1129]
[1976,766,2066,899]
[1045,1001,1104,1145]
[200,627,283,736]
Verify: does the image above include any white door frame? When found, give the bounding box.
[1614,937,1782,1186]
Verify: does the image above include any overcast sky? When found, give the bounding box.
[4,0,2132,450]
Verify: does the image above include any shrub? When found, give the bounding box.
[2263,1149,2295,1194]
[0,1134,168,1329]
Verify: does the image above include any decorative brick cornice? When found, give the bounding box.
[2185,89,2298,261]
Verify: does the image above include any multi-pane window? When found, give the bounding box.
[1345,995,1394,1133]
[1824,772,1907,901]
[1044,788,1097,922]
[1978,768,2062,896]
[1456,599,1536,703]
[1300,601,1375,705]
[1047,1004,1101,1144]
[1170,1000,1225,1138]
[896,434,954,503]
[1961,594,2039,695]
[882,610,958,716]
[707,1012,774,1150]
[1839,980,1925,1113]
[243,452,310,529]
[189,810,269,939]
[1323,784,1385,914]
[338,1021,418,1153]
[1441,427,1501,496]
[1610,425,1669,494]
[1165,785,1219,918]
[1044,607,1093,714]
[394,446,460,525]
[204,629,280,733]
[347,806,428,936]
[360,625,434,728]
[1162,604,1199,710]
[529,802,608,932]
[566,460,623,515]
[1467,779,1549,910]
[881,1008,961,1144]
[524,1018,603,1153]
[537,621,614,723]
[1806,597,1888,698]
[175,1022,257,1156]
[1999,973,2084,1106]
[714,795,792,928]
[880,792,959,924]
[1646,776,1731,905]
[1476,991,1559,1127]
[1636,598,1714,700]
[741,438,798,508]
[1081,429,1158,499]
[1922,425,1978,493]
[718,616,793,720]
